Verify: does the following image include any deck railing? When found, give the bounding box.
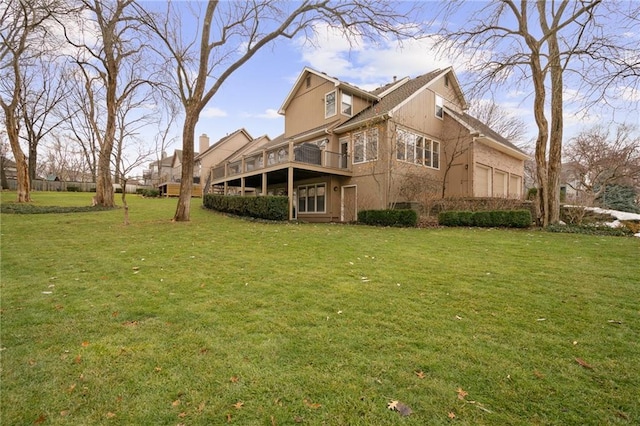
[210,141,351,182]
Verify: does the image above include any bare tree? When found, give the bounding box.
[138,0,423,221]
[434,0,638,226]
[564,124,640,202]
[59,0,152,207]
[19,56,69,182]
[468,101,528,145]
[1,0,59,202]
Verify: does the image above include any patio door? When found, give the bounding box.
[341,185,357,222]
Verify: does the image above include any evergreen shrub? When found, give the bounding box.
[439,210,532,228]
[357,209,418,227]
[203,194,288,221]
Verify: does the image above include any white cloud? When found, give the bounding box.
[293,23,474,88]
[201,107,228,118]
[256,108,281,119]
[617,85,640,102]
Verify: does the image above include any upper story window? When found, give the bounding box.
[325,91,336,118]
[396,128,440,169]
[341,92,352,116]
[353,128,378,164]
[435,94,444,119]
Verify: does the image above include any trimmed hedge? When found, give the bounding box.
[439,209,532,228]
[358,209,418,227]
[203,194,288,221]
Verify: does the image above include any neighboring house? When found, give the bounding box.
[206,67,528,222]
[145,152,174,186]
[560,161,582,202]
[195,130,261,192]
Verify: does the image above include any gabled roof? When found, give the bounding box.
[444,106,529,160]
[334,68,459,132]
[195,128,253,161]
[278,67,379,114]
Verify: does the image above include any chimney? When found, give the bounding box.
[161,151,167,159]
[393,76,397,82]
[199,133,210,154]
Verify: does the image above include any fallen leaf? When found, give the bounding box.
[226,413,232,423]
[74,354,82,364]
[178,412,187,418]
[198,401,206,412]
[304,399,321,409]
[172,399,181,407]
[415,370,425,379]
[271,414,276,426]
[294,415,303,423]
[106,412,116,418]
[34,414,47,424]
[456,388,468,400]
[154,366,162,372]
[81,341,90,347]
[533,370,545,379]
[111,311,119,317]
[575,357,593,369]
[60,410,69,417]
[230,376,239,383]
[68,383,76,392]
[132,266,140,271]
[455,315,462,320]
[28,359,36,366]
[232,401,244,409]
[448,411,456,419]
[387,400,398,410]
[122,320,138,327]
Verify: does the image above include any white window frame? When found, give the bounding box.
[435,94,443,119]
[297,183,326,214]
[325,90,337,118]
[353,128,378,164]
[341,92,352,116]
[395,127,440,170]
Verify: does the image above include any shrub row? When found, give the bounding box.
[203,194,288,221]
[358,209,418,227]
[546,223,634,237]
[438,209,532,228]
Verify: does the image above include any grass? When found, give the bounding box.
[1,191,639,425]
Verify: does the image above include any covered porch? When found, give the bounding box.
[209,139,352,221]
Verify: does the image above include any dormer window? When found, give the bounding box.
[325,91,336,118]
[435,94,443,119]
[341,92,352,116]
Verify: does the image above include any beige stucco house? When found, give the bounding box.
[206,67,527,222]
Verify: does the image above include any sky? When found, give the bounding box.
[181,1,639,160]
[41,0,636,177]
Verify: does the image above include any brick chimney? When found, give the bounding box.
[199,133,210,154]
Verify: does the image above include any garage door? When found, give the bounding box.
[475,164,491,197]
[494,170,507,197]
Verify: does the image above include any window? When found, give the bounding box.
[298,183,326,213]
[435,94,443,119]
[395,128,440,169]
[325,91,336,118]
[341,93,352,116]
[353,128,378,164]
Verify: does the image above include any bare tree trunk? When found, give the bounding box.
[5,113,31,202]
[121,177,129,225]
[529,54,549,227]
[173,111,197,221]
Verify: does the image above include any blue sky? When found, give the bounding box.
[165,2,639,156]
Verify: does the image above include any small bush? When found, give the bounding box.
[142,189,160,198]
[439,210,532,228]
[67,186,80,192]
[358,209,418,227]
[203,194,288,221]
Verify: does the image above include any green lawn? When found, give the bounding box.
[1,191,639,425]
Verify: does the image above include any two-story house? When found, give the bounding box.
[207,67,527,222]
